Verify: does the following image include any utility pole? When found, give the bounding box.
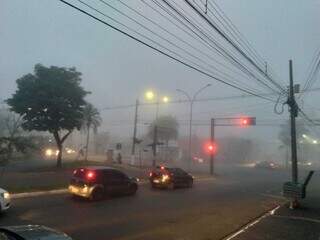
[204,0,208,14]
[131,99,139,165]
[289,60,298,184]
[188,101,193,170]
[210,118,215,175]
[152,125,158,167]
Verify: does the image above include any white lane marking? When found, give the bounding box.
[222,205,281,240]
[271,215,320,224]
[11,176,215,199]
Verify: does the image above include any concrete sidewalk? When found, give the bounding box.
[226,171,320,240]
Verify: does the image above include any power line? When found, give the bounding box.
[159,0,282,94]
[100,87,320,111]
[75,0,269,96]
[58,0,276,102]
[95,0,264,94]
[182,0,286,93]
[209,1,266,67]
[140,0,259,86]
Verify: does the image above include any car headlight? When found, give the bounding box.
[2,192,10,199]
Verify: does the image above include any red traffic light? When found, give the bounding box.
[239,117,256,126]
[241,118,248,125]
[204,141,217,154]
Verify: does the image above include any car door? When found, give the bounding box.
[175,168,189,186]
[109,170,130,194]
[102,170,116,194]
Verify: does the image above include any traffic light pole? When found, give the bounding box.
[152,125,158,167]
[289,60,298,184]
[131,99,139,165]
[210,118,215,175]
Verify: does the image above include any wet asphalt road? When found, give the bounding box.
[0,167,290,240]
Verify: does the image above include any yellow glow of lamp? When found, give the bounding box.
[162,96,169,103]
[145,90,155,100]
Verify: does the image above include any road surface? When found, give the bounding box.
[0,167,289,240]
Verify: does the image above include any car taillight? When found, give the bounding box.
[73,169,77,175]
[86,171,95,180]
[149,172,153,177]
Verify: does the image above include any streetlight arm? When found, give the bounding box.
[192,84,212,102]
[176,89,192,102]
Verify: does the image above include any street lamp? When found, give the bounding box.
[176,83,211,169]
[144,90,169,119]
[145,90,155,101]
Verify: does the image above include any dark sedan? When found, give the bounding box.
[149,166,193,189]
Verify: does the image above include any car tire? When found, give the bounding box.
[167,182,175,190]
[91,187,104,201]
[129,184,138,195]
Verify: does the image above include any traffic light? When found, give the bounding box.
[204,141,217,155]
[239,117,256,126]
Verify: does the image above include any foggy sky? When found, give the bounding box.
[1,0,320,148]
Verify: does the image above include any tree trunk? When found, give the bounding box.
[53,131,63,168]
[56,142,62,168]
[53,130,72,168]
[85,128,90,161]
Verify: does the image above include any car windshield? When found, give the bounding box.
[1,1,319,239]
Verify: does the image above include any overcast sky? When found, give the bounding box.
[1,0,320,147]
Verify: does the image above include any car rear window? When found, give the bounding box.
[73,168,87,178]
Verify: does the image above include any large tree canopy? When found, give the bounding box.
[6,64,88,167]
[148,115,179,143]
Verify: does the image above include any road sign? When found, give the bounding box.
[116,143,122,150]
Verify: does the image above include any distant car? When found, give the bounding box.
[149,166,193,189]
[0,225,72,240]
[255,161,277,170]
[68,167,138,200]
[0,188,11,212]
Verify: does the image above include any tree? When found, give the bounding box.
[81,103,102,161]
[6,64,88,167]
[148,115,179,144]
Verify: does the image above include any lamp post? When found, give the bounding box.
[176,84,211,169]
[145,90,169,120]
[145,90,170,166]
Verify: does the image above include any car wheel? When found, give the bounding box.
[129,184,138,195]
[167,182,175,190]
[91,187,104,201]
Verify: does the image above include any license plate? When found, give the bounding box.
[153,179,160,183]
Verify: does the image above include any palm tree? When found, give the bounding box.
[81,103,102,161]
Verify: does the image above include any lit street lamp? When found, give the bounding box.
[145,90,169,119]
[176,84,211,169]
